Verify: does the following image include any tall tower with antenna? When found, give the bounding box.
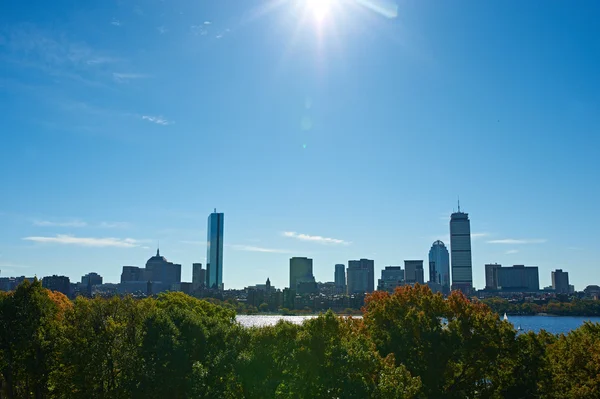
[450,200,473,294]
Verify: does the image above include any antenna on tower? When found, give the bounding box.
[458,196,461,212]
[214,208,217,213]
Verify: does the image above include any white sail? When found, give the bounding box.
[503,313,508,321]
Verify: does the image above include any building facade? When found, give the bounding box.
[485,263,502,290]
[347,259,374,294]
[428,240,450,293]
[405,260,425,285]
[206,210,224,290]
[42,275,71,296]
[120,249,182,294]
[552,269,570,294]
[81,272,103,287]
[450,207,473,293]
[289,257,315,290]
[192,263,206,290]
[377,266,405,293]
[497,265,539,292]
[334,264,346,293]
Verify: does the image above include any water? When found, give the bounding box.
[236,314,600,334]
[506,315,600,334]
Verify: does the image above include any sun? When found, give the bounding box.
[305,0,334,22]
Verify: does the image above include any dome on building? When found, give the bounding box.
[147,248,167,264]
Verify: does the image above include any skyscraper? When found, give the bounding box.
[404,260,425,285]
[206,209,224,290]
[450,203,473,294]
[334,264,346,293]
[347,259,374,294]
[552,269,570,294]
[377,266,405,293]
[192,263,205,290]
[289,257,315,290]
[428,240,450,293]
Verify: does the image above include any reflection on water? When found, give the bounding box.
[236,314,600,334]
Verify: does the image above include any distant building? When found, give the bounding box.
[42,275,71,296]
[81,272,103,287]
[405,260,425,285]
[206,209,224,290]
[0,276,36,291]
[552,269,570,294]
[192,263,206,291]
[584,285,600,299]
[428,240,450,293]
[120,249,182,294]
[496,265,539,292]
[347,259,374,294]
[450,204,473,294]
[377,266,405,293]
[289,257,315,290]
[485,263,502,290]
[334,264,346,293]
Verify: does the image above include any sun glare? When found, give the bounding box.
[306,0,333,22]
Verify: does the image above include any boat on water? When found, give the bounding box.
[517,325,523,331]
[503,312,508,321]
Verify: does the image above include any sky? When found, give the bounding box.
[1,0,599,291]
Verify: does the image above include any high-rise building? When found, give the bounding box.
[428,240,450,293]
[206,209,224,290]
[42,275,71,296]
[485,263,502,290]
[377,266,405,293]
[334,264,346,293]
[450,204,473,294]
[289,257,315,290]
[120,249,182,294]
[346,259,374,294]
[81,272,103,287]
[497,265,539,292]
[552,269,570,294]
[405,260,425,285]
[146,249,182,286]
[192,263,206,291]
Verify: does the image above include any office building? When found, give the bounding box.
[377,266,405,293]
[552,269,570,294]
[289,257,315,290]
[347,259,374,294]
[496,265,539,292]
[120,249,182,294]
[192,263,206,290]
[42,275,71,296]
[206,209,224,290]
[428,240,450,293]
[146,249,182,286]
[334,264,346,293]
[81,272,103,287]
[450,204,473,294]
[485,263,502,290]
[0,276,36,291]
[405,260,425,285]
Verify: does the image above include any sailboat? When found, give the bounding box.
[517,325,523,331]
[503,313,508,321]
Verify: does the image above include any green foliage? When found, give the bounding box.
[1,282,600,398]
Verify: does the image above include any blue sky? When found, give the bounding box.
[1,0,599,290]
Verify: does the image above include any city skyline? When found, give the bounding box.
[1,1,598,291]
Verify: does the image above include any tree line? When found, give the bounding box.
[482,296,600,316]
[1,280,599,398]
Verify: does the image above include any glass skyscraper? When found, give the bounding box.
[428,240,450,294]
[206,209,224,290]
[450,205,473,294]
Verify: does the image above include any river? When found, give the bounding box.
[236,314,600,334]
